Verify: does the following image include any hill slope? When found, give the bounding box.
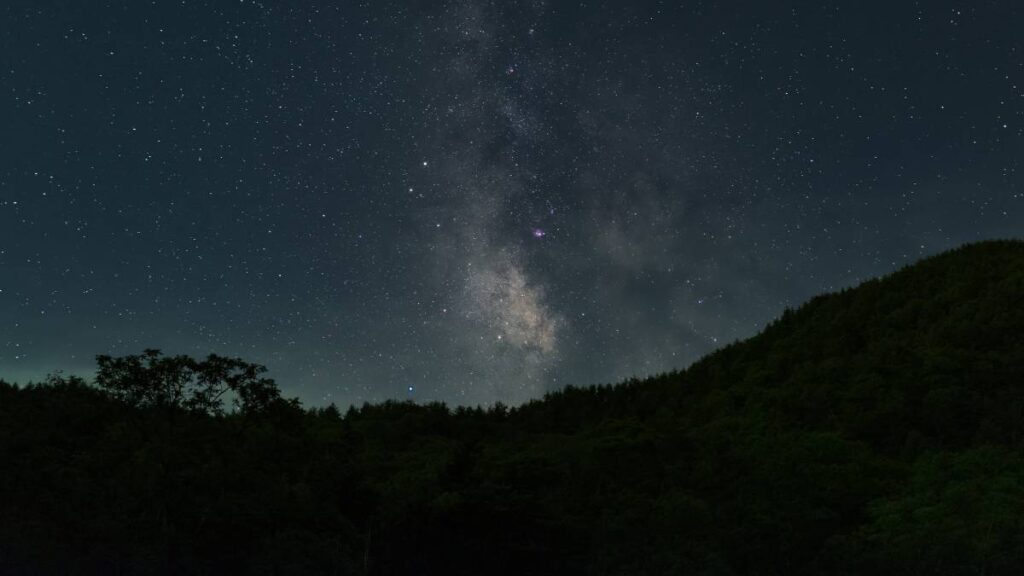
[2,240,1023,575]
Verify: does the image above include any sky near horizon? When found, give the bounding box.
[1,1,1021,406]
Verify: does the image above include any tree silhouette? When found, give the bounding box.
[2,241,1023,574]
[94,349,280,415]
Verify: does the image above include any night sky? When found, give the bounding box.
[2,1,1021,407]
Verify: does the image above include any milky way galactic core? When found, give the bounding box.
[1,1,1021,406]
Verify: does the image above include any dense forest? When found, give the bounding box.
[2,240,1023,575]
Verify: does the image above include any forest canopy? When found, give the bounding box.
[2,240,1023,575]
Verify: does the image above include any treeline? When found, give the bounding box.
[2,240,1024,574]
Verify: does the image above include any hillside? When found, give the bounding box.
[2,240,1023,575]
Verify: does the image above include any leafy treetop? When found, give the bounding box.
[94,349,280,416]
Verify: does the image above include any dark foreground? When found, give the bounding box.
[2,241,1023,575]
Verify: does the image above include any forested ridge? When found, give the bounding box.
[2,240,1023,575]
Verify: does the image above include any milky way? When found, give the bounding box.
[1,1,1021,406]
